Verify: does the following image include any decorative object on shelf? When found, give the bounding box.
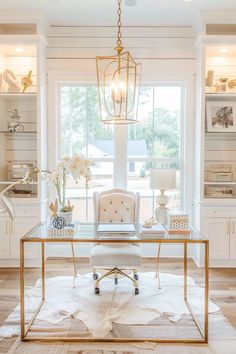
[8,189,32,198]
[206,101,236,132]
[205,70,214,87]
[219,77,228,92]
[0,72,7,92]
[211,164,231,173]
[167,210,189,231]
[96,0,141,124]
[21,70,32,93]
[228,79,236,89]
[206,185,233,198]
[150,168,176,225]
[3,69,21,93]
[11,163,35,180]
[0,174,31,218]
[7,109,24,132]
[208,172,232,182]
[11,163,33,179]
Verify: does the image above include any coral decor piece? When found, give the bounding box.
[7,109,24,132]
[2,69,21,93]
[21,70,33,93]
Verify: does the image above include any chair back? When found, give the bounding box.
[93,189,140,223]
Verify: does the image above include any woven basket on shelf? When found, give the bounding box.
[206,185,233,198]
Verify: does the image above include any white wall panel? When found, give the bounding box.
[48,26,195,38]
[46,25,196,76]
[47,47,195,59]
[47,36,194,49]
[6,150,37,161]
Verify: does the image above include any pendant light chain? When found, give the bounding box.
[116,0,123,54]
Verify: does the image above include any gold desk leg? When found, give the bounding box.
[184,241,208,342]
[42,242,45,300]
[184,242,187,299]
[155,243,161,289]
[205,241,209,342]
[20,239,25,341]
[22,241,46,340]
[71,242,77,288]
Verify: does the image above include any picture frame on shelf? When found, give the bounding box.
[206,101,236,132]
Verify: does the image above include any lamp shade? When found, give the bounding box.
[150,168,176,190]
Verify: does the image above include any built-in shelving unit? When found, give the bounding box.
[193,33,236,267]
[0,43,39,198]
[0,21,47,267]
[203,44,236,199]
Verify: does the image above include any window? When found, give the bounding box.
[57,83,185,221]
[127,86,182,221]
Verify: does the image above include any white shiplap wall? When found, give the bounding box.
[46,25,196,258]
[46,26,196,78]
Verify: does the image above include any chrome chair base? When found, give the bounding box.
[93,267,139,295]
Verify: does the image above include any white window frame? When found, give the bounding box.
[48,72,194,215]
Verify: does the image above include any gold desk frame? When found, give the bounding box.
[20,226,209,344]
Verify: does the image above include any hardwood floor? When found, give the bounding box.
[0,257,236,352]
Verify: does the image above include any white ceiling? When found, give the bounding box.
[0,0,236,26]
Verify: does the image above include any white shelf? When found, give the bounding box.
[0,130,37,134]
[204,182,236,185]
[0,93,37,100]
[205,93,236,98]
[204,196,236,200]
[0,181,37,185]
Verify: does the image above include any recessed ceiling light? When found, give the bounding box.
[184,0,193,2]
[125,0,137,6]
[15,47,24,52]
[219,48,228,53]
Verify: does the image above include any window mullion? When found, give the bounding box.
[114,125,127,189]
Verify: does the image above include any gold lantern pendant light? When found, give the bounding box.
[96,0,141,124]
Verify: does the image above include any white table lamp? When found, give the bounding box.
[150,168,176,225]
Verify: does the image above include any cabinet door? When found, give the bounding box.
[10,217,39,259]
[0,217,10,259]
[230,218,236,259]
[203,218,230,260]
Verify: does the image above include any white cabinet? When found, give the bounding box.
[0,216,10,258]
[0,203,43,266]
[10,216,39,259]
[201,209,236,265]
[203,218,230,260]
[230,218,236,259]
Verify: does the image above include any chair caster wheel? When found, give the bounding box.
[134,274,139,280]
[135,287,139,295]
[94,287,100,294]
[93,273,98,280]
[114,277,118,285]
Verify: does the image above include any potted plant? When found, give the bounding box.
[26,153,93,225]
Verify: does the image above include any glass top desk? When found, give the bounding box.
[20,222,209,344]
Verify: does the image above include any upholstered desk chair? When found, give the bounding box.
[90,189,142,295]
